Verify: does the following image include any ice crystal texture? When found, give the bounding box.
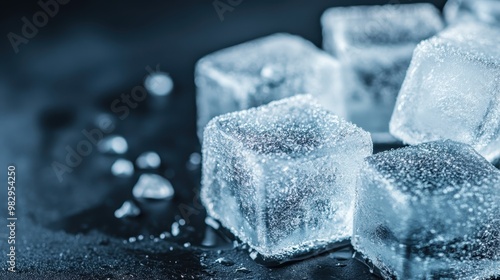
[195,33,342,139]
[353,140,500,280]
[201,95,372,261]
[390,22,500,161]
[321,4,443,139]
[444,0,500,25]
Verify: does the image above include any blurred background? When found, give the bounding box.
[0,0,446,278]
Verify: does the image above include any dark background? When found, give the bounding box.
[0,0,447,279]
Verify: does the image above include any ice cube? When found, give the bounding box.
[353,140,500,279]
[444,0,500,25]
[321,4,443,140]
[195,33,343,139]
[132,174,174,200]
[201,95,372,262]
[390,22,500,161]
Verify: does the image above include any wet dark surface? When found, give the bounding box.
[0,0,476,279]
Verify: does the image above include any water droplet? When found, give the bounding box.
[128,237,137,243]
[214,257,234,266]
[114,200,140,219]
[249,251,258,260]
[98,135,128,154]
[144,72,173,96]
[186,152,202,171]
[329,247,353,261]
[136,151,161,169]
[171,222,180,236]
[178,219,186,226]
[137,235,144,241]
[111,159,134,177]
[94,113,115,131]
[132,174,174,200]
[159,232,170,239]
[235,267,251,274]
[201,227,217,247]
[204,216,220,230]
[260,64,285,85]
[183,242,191,248]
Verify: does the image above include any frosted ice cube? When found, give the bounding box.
[195,33,343,139]
[321,4,443,139]
[201,95,372,262]
[390,22,500,161]
[353,140,500,280]
[444,0,500,25]
[132,174,174,200]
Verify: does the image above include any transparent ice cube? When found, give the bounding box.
[353,140,500,279]
[201,95,372,262]
[444,0,500,25]
[195,33,343,139]
[390,22,500,161]
[321,4,443,140]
